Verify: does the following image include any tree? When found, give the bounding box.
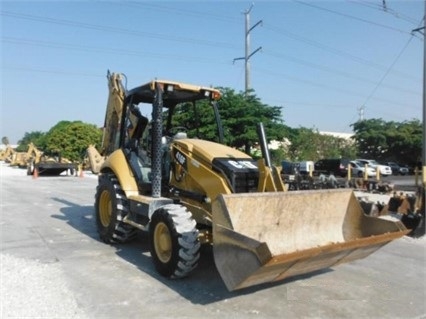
[1,136,9,146]
[384,120,422,165]
[218,88,288,154]
[167,101,220,142]
[16,131,46,152]
[44,121,102,162]
[168,87,290,155]
[351,119,389,159]
[351,119,421,165]
[167,87,358,164]
[287,127,357,162]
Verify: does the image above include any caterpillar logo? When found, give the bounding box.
[227,160,257,170]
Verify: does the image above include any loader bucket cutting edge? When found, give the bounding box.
[212,189,409,291]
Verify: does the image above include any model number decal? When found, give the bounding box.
[174,150,186,167]
[228,160,257,169]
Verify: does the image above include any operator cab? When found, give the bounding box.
[119,80,222,195]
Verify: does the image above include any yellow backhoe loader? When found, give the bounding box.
[9,143,40,168]
[26,143,77,176]
[94,72,408,291]
[0,145,14,162]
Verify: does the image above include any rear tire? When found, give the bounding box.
[95,173,137,244]
[149,204,200,278]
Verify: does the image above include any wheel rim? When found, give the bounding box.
[154,222,172,263]
[99,190,112,227]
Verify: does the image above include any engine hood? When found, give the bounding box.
[172,139,252,164]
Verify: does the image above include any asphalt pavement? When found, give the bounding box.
[1,163,425,318]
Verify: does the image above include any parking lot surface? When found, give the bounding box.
[1,163,425,318]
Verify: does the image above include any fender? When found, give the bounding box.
[100,149,139,197]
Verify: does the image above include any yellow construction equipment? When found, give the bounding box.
[9,143,40,168]
[26,143,77,176]
[86,145,104,174]
[94,72,408,291]
[85,71,124,174]
[9,152,24,167]
[0,145,14,162]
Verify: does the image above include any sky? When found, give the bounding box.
[0,0,424,144]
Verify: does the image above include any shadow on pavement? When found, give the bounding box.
[51,197,98,240]
[49,196,332,304]
[114,234,333,305]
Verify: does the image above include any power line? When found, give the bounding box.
[2,66,103,78]
[2,5,421,125]
[263,23,421,82]
[112,2,239,24]
[347,0,420,25]
[358,16,424,115]
[361,35,415,109]
[1,36,233,65]
[263,49,420,96]
[2,8,420,85]
[294,0,413,35]
[3,30,420,96]
[0,10,239,50]
[252,66,415,109]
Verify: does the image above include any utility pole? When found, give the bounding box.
[233,4,262,94]
[423,0,426,189]
[358,106,365,121]
[411,0,425,237]
[412,1,425,185]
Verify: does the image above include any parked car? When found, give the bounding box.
[356,159,392,176]
[314,158,350,177]
[349,160,376,177]
[384,162,409,175]
[281,160,315,175]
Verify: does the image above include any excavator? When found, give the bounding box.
[94,72,409,291]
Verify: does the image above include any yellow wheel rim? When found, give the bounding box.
[99,190,112,227]
[154,222,172,263]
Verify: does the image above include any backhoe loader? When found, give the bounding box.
[9,142,42,168]
[94,72,409,291]
[26,143,77,176]
[0,145,14,162]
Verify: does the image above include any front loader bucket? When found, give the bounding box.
[212,189,408,291]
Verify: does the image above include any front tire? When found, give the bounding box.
[95,173,137,244]
[149,204,200,278]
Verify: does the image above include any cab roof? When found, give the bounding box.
[125,79,221,107]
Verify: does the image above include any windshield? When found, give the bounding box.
[351,161,360,167]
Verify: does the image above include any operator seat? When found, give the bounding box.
[126,115,153,194]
